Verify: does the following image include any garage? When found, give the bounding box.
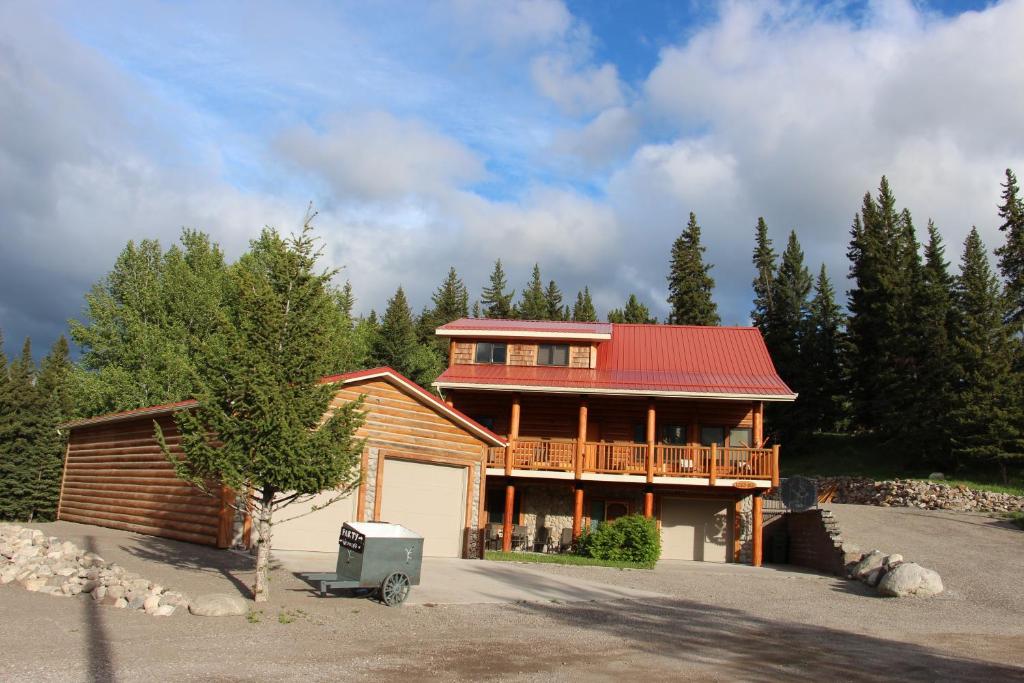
[378,458,468,557]
[660,498,731,562]
[270,489,359,553]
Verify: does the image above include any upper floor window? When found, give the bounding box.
[475,342,507,364]
[537,343,569,366]
[700,426,725,447]
[660,425,687,445]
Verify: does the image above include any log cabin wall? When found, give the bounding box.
[449,341,595,369]
[58,414,224,547]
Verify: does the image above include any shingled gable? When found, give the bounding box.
[63,367,507,446]
[434,319,796,401]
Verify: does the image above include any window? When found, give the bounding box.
[486,488,519,525]
[660,425,687,445]
[728,428,752,448]
[475,342,507,364]
[700,426,725,447]
[474,415,496,431]
[633,424,646,444]
[537,343,569,366]
[588,499,630,530]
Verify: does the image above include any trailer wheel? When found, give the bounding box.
[380,572,411,606]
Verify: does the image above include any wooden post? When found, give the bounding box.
[502,484,515,552]
[732,498,742,563]
[771,445,780,488]
[217,484,234,549]
[56,440,71,521]
[646,400,656,483]
[753,401,764,447]
[709,442,717,486]
[448,339,456,367]
[643,489,654,518]
[505,395,520,476]
[572,486,584,539]
[752,493,763,567]
[575,400,588,478]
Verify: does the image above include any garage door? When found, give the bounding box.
[660,498,730,562]
[380,458,467,558]
[272,489,358,553]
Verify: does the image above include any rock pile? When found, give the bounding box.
[0,524,188,616]
[815,477,1024,513]
[848,549,943,598]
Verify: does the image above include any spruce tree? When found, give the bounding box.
[160,222,365,602]
[471,301,481,318]
[572,288,598,322]
[431,267,470,324]
[995,168,1024,329]
[519,264,549,320]
[481,259,515,319]
[751,217,777,333]
[607,294,656,324]
[801,266,848,433]
[544,280,566,321]
[372,287,420,373]
[0,340,41,521]
[949,228,1021,480]
[666,212,720,325]
[23,337,72,521]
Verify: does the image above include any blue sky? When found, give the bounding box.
[1,0,1022,359]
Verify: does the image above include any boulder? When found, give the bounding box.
[159,592,188,608]
[128,596,147,611]
[850,550,885,580]
[105,585,126,600]
[863,566,885,587]
[154,605,176,617]
[20,577,47,592]
[877,562,944,598]
[882,553,903,568]
[143,595,161,614]
[188,594,248,617]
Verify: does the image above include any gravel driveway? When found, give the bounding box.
[1,513,1021,682]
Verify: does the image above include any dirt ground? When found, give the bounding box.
[1,509,1022,682]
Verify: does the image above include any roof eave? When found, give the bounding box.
[435,329,611,341]
[434,380,798,402]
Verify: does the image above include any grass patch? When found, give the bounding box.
[782,433,1024,496]
[1007,512,1024,530]
[484,550,654,570]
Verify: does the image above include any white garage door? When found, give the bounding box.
[660,498,730,562]
[272,489,358,553]
[380,458,467,558]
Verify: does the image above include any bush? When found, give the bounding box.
[576,514,660,565]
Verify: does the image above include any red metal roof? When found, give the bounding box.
[437,318,612,338]
[435,323,796,400]
[63,367,507,445]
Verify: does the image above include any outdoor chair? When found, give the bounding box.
[485,524,501,551]
[512,524,528,551]
[533,526,552,553]
[558,527,574,553]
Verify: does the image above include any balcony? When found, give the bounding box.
[487,439,779,486]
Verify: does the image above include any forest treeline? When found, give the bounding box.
[2,171,1023,521]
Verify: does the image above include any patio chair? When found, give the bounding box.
[512,524,528,551]
[558,527,574,553]
[533,526,552,553]
[485,524,501,551]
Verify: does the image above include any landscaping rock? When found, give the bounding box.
[188,594,247,617]
[877,562,944,598]
[812,477,1024,513]
[154,605,176,617]
[882,553,903,568]
[850,550,885,580]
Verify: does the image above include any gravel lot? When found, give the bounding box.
[1,511,1021,682]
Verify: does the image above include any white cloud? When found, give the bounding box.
[530,54,624,116]
[441,0,573,51]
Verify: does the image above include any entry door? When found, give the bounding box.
[660,498,730,562]
[379,458,468,558]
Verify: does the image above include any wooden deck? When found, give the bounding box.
[487,439,779,484]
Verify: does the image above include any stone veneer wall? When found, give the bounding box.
[519,484,646,550]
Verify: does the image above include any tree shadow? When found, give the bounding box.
[118,534,269,600]
[81,535,115,683]
[514,595,1024,681]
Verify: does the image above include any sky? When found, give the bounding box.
[2,0,1022,360]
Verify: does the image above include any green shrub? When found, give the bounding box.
[576,514,660,565]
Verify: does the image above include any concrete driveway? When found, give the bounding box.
[272,550,666,605]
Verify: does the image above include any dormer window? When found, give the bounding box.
[475,342,507,364]
[537,344,569,366]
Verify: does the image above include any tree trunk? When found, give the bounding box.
[253,488,274,603]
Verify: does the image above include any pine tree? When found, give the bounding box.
[25,337,72,521]
[667,212,720,325]
[801,266,847,433]
[471,301,481,318]
[372,287,419,373]
[995,168,1024,329]
[519,264,549,320]
[159,221,365,602]
[572,288,598,322]
[431,267,470,324]
[544,280,566,321]
[481,260,515,319]
[0,340,41,521]
[949,228,1022,480]
[751,217,777,333]
[607,294,656,324]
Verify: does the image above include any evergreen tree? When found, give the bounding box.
[481,259,515,319]
[751,217,777,333]
[431,267,470,324]
[519,264,549,320]
[949,228,1022,480]
[372,287,419,372]
[995,168,1024,329]
[159,222,365,602]
[763,231,812,436]
[544,280,566,321]
[327,281,365,375]
[0,340,47,521]
[801,266,848,433]
[572,288,598,322]
[471,301,481,318]
[607,294,657,324]
[666,212,720,325]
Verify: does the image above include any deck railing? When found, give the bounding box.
[489,439,778,483]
